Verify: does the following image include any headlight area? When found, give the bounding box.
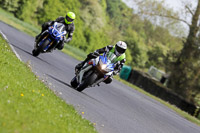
[99,59,106,70]
[101,64,107,70]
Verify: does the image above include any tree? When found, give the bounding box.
[124,0,188,37]
[167,0,200,102]
[125,0,200,103]
[0,0,21,13]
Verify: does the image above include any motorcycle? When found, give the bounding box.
[32,22,67,56]
[70,52,117,92]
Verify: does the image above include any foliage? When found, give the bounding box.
[167,0,200,104]
[123,29,148,67]
[0,0,182,68]
[0,8,40,36]
[147,42,169,68]
[0,0,21,13]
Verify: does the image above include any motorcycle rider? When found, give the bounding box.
[35,11,75,50]
[75,41,127,84]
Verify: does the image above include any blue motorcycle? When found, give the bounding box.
[32,22,67,56]
[71,52,116,92]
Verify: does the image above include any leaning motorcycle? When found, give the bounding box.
[32,22,66,57]
[70,52,117,92]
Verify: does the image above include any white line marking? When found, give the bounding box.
[0,30,22,61]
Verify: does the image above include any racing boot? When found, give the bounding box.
[35,33,42,42]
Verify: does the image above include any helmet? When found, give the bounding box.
[115,41,127,56]
[65,12,76,24]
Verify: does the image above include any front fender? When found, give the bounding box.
[78,65,93,84]
[105,71,113,76]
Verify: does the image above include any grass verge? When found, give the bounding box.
[63,45,87,61]
[0,8,200,127]
[0,36,96,133]
[0,8,40,37]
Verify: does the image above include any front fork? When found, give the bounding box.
[77,65,92,84]
[34,30,48,48]
[35,33,55,52]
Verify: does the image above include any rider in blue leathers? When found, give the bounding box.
[35,12,75,50]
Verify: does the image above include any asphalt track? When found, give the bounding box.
[1,21,200,133]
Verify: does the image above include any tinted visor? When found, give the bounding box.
[66,16,74,22]
[116,45,126,54]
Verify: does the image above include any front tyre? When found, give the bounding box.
[32,49,40,57]
[71,76,79,88]
[32,39,50,57]
[38,39,50,53]
[76,73,98,92]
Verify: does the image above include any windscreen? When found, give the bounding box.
[56,23,66,32]
[106,52,117,63]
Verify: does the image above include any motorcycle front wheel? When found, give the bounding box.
[32,39,50,57]
[70,76,79,88]
[76,73,98,92]
[32,49,40,57]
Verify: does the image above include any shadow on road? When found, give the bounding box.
[11,43,64,70]
[47,74,107,105]
[11,43,32,56]
[47,74,73,89]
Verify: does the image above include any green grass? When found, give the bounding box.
[0,36,97,133]
[0,8,40,36]
[0,7,200,127]
[63,45,87,61]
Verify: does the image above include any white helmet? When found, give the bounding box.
[115,41,127,56]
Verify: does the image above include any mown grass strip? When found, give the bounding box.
[0,36,97,133]
[0,8,39,37]
[63,45,87,61]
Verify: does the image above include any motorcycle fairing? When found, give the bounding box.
[48,22,67,42]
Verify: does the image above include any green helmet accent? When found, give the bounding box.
[65,12,76,24]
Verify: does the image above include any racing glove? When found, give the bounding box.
[63,37,71,43]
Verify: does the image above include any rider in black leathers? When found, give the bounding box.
[75,41,127,84]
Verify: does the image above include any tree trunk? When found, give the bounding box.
[167,0,200,101]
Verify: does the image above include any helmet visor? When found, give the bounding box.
[116,45,126,54]
[66,16,74,22]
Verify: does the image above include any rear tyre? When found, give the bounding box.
[76,73,98,92]
[70,77,79,88]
